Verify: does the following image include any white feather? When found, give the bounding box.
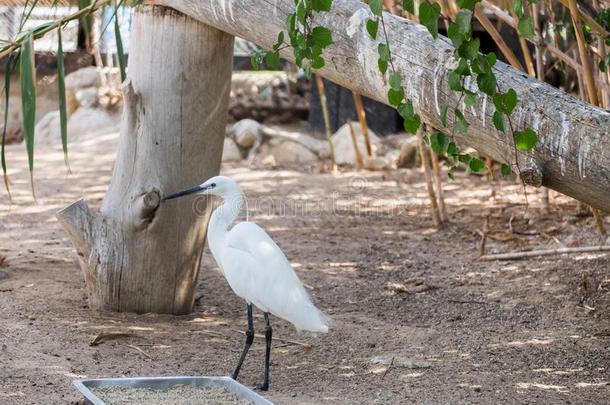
[204,176,329,333]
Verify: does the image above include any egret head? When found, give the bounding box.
[162,176,240,202]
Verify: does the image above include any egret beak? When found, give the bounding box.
[162,184,212,202]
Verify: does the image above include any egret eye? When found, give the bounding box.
[211,183,216,187]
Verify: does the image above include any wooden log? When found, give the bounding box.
[57,5,234,314]
[149,0,610,212]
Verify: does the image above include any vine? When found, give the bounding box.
[251,0,541,179]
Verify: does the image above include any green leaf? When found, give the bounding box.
[500,163,512,176]
[403,114,421,134]
[440,104,448,126]
[512,0,523,18]
[114,12,126,82]
[455,9,472,34]
[378,58,388,74]
[369,0,383,16]
[447,172,455,180]
[2,55,16,198]
[460,38,480,61]
[20,33,36,195]
[397,101,414,119]
[430,132,449,155]
[273,31,285,50]
[447,23,463,48]
[486,52,497,67]
[491,112,504,134]
[387,87,404,106]
[454,108,469,133]
[448,71,463,91]
[456,0,479,10]
[419,1,441,39]
[311,55,325,69]
[503,88,518,114]
[265,51,280,69]
[517,16,535,38]
[469,157,485,172]
[378,43,390,61]
[366,18,379,40]
[296,1,306,24]
[389,72,402,90]
[514,128,538,151]
[312,0,332,12]
[447,141,458,156]
[57,29,70,173]
[477,72,496,96]
[464,92,477,107]
[311,26,333,48]
[403,0,414,14]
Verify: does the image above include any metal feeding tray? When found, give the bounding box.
[73,376,274,405]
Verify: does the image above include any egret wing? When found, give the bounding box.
[219,222,328,332]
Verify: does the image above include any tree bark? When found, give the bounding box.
[150,0,610,212]
[57,6,234,314]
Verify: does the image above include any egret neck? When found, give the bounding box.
[207,190,244,260]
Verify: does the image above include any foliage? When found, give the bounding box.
[0,0,136,197]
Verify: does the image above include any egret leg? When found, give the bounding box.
[258,312,272,391]
[232,303,254,380]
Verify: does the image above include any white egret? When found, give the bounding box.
[163,176,329,390]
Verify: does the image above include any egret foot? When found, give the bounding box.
[258,313,272,391]
[232,304,254,380]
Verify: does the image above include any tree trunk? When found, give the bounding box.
[57,5,234,314]
[151,0,610,212]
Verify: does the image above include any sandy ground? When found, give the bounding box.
[0,131,609,404]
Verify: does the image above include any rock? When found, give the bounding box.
[222,138,242,162]
[67,107,118,139]
[0,98,22,143]
[75,87,100,108]
[34,111,61,147]
[331,123,380,166]
[65,66,101,90]
[65,67,102,116]
[384,150,400,169]
[260,154,277,169]
[263,138,318,165]
[228,118,261,149]
[396,136,418,168]
[363,156,391,171]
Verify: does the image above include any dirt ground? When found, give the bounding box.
[1,130,609,404]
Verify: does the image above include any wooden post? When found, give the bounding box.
[57,6,234,314]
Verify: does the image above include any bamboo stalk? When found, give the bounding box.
[314,74,337,170]
[346,118,364,170]
[567,0,598,105]
[0,0,114,59]
[430,149,447,222]
[479,1,583,74]
[474,4,524,71]
[566,0,606,235]
[507,2,536,76]
[480,245,610,261]
[417,129,441,227]
[352,92,373,157]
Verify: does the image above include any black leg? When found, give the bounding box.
[258,312,272,391]
[232,303,254,380]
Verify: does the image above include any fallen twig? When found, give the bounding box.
[126,344,154,360]
[479,245,610,261]
[90,330,136,346]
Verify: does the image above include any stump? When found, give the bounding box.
[57,5,234,314]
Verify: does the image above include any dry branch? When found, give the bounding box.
[480,245,610,261]
[149,0,610,212]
